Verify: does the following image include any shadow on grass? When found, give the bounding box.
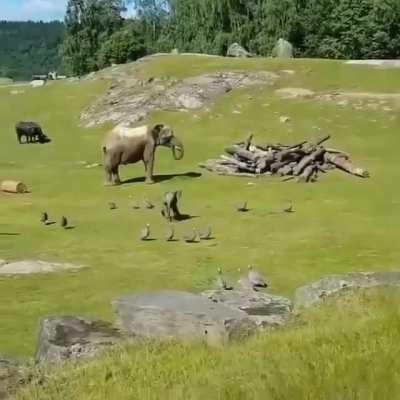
[122,171,202,185]
[0,233,20,236]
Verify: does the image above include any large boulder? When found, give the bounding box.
[36,316,122,363]
[227,43,252,58]
[202,290,292,328]
[114,291,257,345]
[272,38,294,59]
[294,271,400,310]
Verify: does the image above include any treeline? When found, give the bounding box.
[0,21,65,80]
[64,0,400,76]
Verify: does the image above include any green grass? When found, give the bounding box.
[16,289,400,400]
[0,55,400,362]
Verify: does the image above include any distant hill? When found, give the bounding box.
[0,21,65,81]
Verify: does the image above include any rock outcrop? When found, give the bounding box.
[294,271,400,310]
[202,289,292,328]
[272,38,294,59]
[81,69,277,127]
[114,291,257,345]
[227,43,252,58]
[36,316,122,363]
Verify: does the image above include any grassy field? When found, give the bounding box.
[1,54,400,366]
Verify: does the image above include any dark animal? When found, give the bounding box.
[161,190,182,221]
[40,212,48,224]
[15,122,50,144]
[236,201,249,212]
[61,216,68,229]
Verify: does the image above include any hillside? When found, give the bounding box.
[0,21,65,80]
[0,55,400,398]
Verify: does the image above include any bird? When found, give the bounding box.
[183,228,198,243]
[61,216,68,229]
[40,212,49,224]
[108,202,117,210]
[283,200,294,213]
[199,226,213,240]
[247,265,268,290]
[216,268,233,290]
[132,202,141,210]
[165,226,175,242]
[143,199,155,209]
[236,201,249,212]
[140,224,151,241]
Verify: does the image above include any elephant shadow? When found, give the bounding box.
[122,171,202,185]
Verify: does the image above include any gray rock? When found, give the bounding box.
[227,43,252,58]
[202,290,292,328]
[36,316,122,363]
[80,69,277,127]
[294,271,400,310]
[272,38,294,59]
[0,260,85,275]
[114,291,257,345]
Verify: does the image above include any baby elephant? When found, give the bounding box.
[102,124,184,185]
[15,121,50,144]
[161,190,183,221]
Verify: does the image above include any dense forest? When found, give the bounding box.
[2,0,400,79]
[0,21,65,80]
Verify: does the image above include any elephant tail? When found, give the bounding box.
[102,145,107,155]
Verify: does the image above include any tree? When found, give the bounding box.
[62,0,126,75]
[97,20,146,67]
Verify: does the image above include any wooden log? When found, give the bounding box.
[277,164,293,176]
[297,165,316,183]
[293,147,326,175]
[315,134,331,146]
[1,180,27,193]
[324,153,370,178]
[225,146,257,162]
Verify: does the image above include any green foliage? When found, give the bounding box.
[97,21,146,68]
[0,21,65,80]
[63,0,126,75]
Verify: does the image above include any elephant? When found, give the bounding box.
[102,124,184,185]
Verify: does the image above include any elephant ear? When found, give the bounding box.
[152,124,164,135]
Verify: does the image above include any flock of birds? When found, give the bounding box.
[40,212,70,229]
[140,224,213,243]
[216,265,269,291]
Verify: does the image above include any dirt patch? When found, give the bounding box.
[275,87,315,99]
[80,63,278,127]
[0,260,85,275]
[346,60,400,69]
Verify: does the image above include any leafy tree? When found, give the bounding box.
[62,0,126,75]
[97,20,146,67]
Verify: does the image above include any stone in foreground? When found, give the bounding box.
[36,316,122,363]
[294,271,400,310]
[114,291,256,345]
[203,289,292,328]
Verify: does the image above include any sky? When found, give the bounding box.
[0,0,135,22]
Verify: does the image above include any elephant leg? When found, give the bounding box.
[144,157,155,184]
[111,166,121,185]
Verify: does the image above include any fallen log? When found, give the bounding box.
[324,153,370,178]
[293,147,325,176]
[1,180,28,193]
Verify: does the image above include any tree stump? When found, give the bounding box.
[1,180,27,193]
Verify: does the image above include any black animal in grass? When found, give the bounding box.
[15,121,51,144]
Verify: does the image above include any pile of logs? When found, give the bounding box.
[199,135,369,182]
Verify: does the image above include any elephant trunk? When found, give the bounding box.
[170,137,184,160]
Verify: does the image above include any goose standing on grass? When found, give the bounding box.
[143,199,155,210]
[140,224,151,241]
[108,202,117,210]
[283,200,294,213]
[132,202,141,210]
[248,265,268,290]
[40,212,49,224]
[216,268,233,290]
[183,228,198,243]
[61,216,68,229]
[165,226,175,242]
[200,226,213,240]
[236,201,249,212]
